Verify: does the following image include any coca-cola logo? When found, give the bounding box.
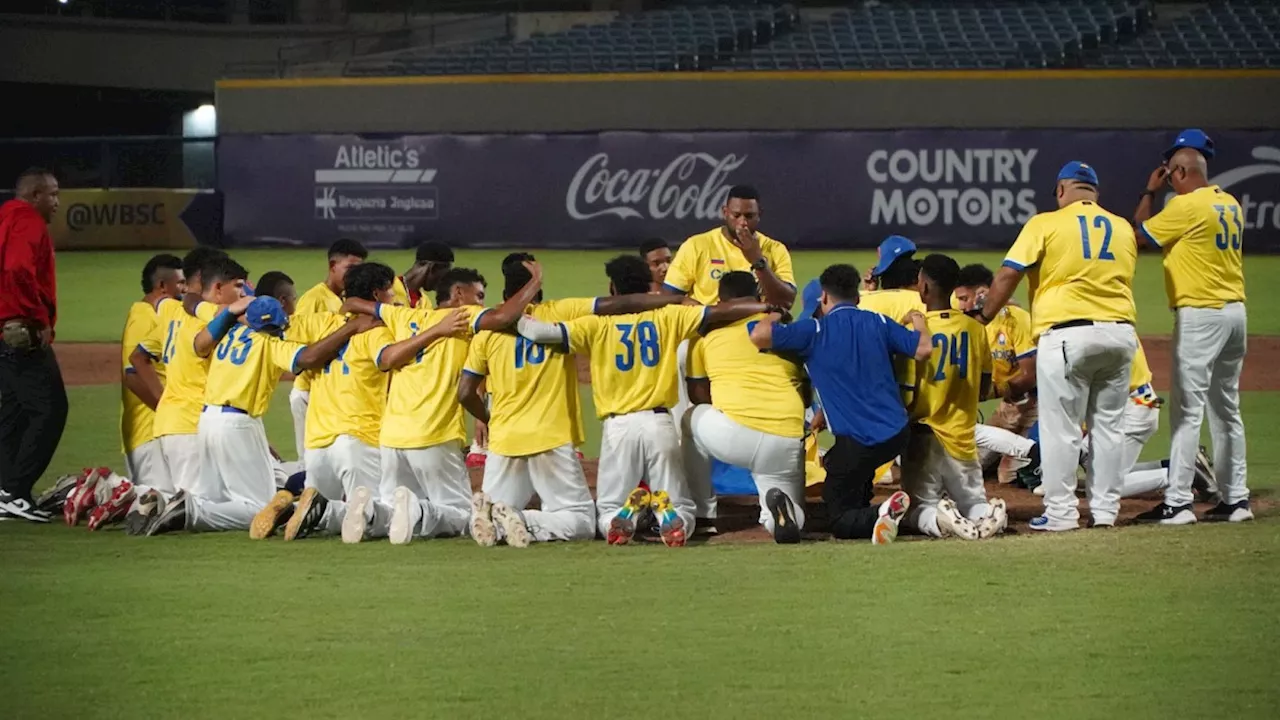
[566,152,745,221]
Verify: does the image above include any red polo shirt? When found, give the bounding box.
[0,198,58,330]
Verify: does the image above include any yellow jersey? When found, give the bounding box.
[859,288,927,395]
[120,300,159,453]
[910,310,992,461]
[1005,200,1137,339]
[664,228,795,305]
[390,275,434,309]
[686,314,806,438]
[288,313,392,449]
[1140,185,1246,309]
[204,326,306,418]
[463,298,595,456]
[984,304,1034,393]
[292,282,343,392]
[377,303,485,449]
[148,299,218,437]
[563,305,709,418]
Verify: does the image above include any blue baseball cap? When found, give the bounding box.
[1163,128,1215,161]
[1057,161,1099,187]
[799,279,822,319]
[245,296,288,332]
[872,235,916,277]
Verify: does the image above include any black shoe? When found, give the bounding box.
[765,488,802,544]
[693,517,719,537]
[146,490,189,536]
[35,474,79,514]
[0,491,52,523]
[1133,502,1196,526]
[283,487,329,541]
[126,490,166,536]
[1203,499,1254,523]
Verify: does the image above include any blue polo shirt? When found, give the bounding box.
[770,303,919,445]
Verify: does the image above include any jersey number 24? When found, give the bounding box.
[930,331,969,381]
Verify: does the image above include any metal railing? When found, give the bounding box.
[0,136,218,191]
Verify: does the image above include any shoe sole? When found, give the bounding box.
[493,504,532,548]
[1028,519,1078,532]
[1204,509,1254,523]
[871,516,898,544]
[1158,512,1198,526]
[250,491,295,540]
[145,496,187,537]
[389,487,414,546]
[469,493,497,547]
[87,490,135,531]
[607,488,651,546]
[342,486,373,544]
[284,488,321,541]
[64,474,101,526]
[766,491,802,544]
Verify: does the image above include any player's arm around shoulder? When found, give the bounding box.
[194,295,254,358]
[295,315,378,371]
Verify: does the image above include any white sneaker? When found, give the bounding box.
[976,498,1008,539]
[341,486,372,544]
[389,486,421,546]
[936,498,979,540]
[469,492,497,547]
[491,502,532,548]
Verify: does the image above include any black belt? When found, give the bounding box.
[1049,319,1134,331]
[607,407,669,419]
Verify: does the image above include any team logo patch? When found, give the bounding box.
[997,332,1007,346]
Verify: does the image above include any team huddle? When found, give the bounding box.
[48,128,1252,545]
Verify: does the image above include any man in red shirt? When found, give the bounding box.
[0,167,67,522]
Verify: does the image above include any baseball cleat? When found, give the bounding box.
[63,468,106,526]
[249,490,296,540]
[975,498,1008,539]
[693,518,719,537]
[1192,447,1221,504]
[608,486,652,546]
[1133,503,1197,526]
[342,486,374,544]
[872,490,910,545]
[1028,515,1079,532]
[389,486,423,546]
[284,487,329,541]
[36,474,80,514]
[86,480,136,531]
[765,488,801,544]
[491,502,532,548]
[469,492,498,547]
[125,489,165,536]
[936,498,980,540]
[1202,499,1253,523]
[145,490,188,536]
[651,490,686,548]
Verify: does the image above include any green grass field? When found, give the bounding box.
[2,249,1277,719]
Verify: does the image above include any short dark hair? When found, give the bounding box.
[435,267,485,306]
[415,241,454,265]
[502,252,536,300]
[718,270,759,301]
[15,167,54,194]
[957,263,994,289]
[604,254,651,296]
[202,256,249,286]
[254,271,294,300]
[819,264,861,303]
[638,238,669,256]
[141,253,183,293]
[878,255,920,290]
[182,246,228,282]
[344,262,395,302]
[920,254,961,297]
[327,238,368,261]
[727,185,759,202]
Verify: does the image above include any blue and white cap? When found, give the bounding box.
[872,235,916,277]
[1163,128,1215,161]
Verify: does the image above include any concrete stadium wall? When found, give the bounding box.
[214,70,1280,133]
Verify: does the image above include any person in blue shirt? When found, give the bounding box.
[751,264,931,543]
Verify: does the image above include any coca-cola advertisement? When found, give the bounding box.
[218,130,1280,250]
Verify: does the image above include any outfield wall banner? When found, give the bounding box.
[219,131,1280,250]
[47,189,223,251]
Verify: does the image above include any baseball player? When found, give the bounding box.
[980,161,1139,531]
[289,238,367,462]
[1133,129,1251,524]
[253,271,297,316]
[640,238,673,293]
[899,254,1007,540]
[390,241,453,309]
[515,255,775,547]
[145,295,372,535]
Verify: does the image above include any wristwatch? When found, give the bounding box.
[750,257,768,271]
[1139,189,1157,199]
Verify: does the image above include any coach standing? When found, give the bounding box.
[1132,129,1251,525]
[0,168,67,522]
[980,162,1138,531]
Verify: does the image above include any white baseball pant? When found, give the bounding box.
[158,433,203,495]
[901,429,991,537]
[125,438,174,495]
[1114,402,1165,497]
[381,442,471,539]
[596,409,695,537]
[187,408,277,532]
[674,339,717,520]
[304,434,385,537]
[482,444,595,542]
[1166,303,1248,507]
[975,424,1036,462]
[1035,322,1137,527]
[289,387,309,462]
[681,404,805,534]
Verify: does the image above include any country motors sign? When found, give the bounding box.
[219,130,1280,251]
